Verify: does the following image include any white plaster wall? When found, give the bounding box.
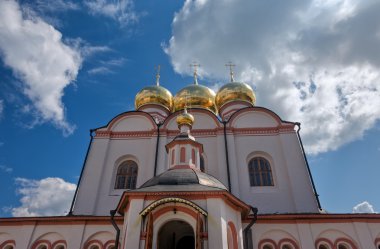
[74,107,318,216]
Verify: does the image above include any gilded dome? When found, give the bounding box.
[135,85,173,111]
[176,109,194,127]
[215,82,256,110]
[173,84,217,113]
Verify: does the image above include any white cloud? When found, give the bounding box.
[0,0,82,135]
[12,177,76,217]
[32,0,80,12]
[353,201,376,213]
[0,165,12,173]
[164,0,380,154]
[84,0,139,26]
[88,66,114,75]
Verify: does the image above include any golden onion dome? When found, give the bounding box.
[173,84,217,113]
[135,85,173,111]
[176,109,195,127]
[215,82,256,110]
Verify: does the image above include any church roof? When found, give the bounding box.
[135,168,227,192]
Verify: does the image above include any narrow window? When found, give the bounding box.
[200,155,205,172]
[180,147,186,163]
[115,160,138,189]
[248,157,273,186]
[191,149,196,164]
[171,150,175,164]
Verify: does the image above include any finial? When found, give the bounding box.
[225,62,235,82]
[189,62,200,85]
[155,65,161,86]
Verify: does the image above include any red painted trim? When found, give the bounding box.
[51,240,67,248]
[162,109,222,130]
[315,238,334,249]
[227,106,291,127]
[278,238,299,249]
[31,240,51,249]
[334,237,358,249]
[107,112,156,131]
[227,221,238,249]
[95,130,155,138]
[0,240,16,249]
[152,205,198,222]
[137,104,170,115]
[258,238,277,249]
[219,100,253,116]
[117,190,251,216]
[180,147,186,163]
[103,240,118,249]
[165,139,204,153]
[375,238,380,246]
[83,239,103,249]
[253,213,380,224]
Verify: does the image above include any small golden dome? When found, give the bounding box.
[215,82,256,110]
[135,85,173,111]
[173,84,217,113]
[176,109,195,127]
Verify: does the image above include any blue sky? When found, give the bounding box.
[0,0,379,217]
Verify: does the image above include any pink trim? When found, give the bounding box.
[258,238,277,249]
[0,240,16,249]
[180,147,186,163]
[95,130,155,138]
[104,240,118,249]
[162,109,222,129]
[106,112,156,131]
[31,240,51,249]
[191,149,196,164]
[278,238,299,249]
[227,221,238,249]
[171,150,175,164]
[334,238,358,249]
[219,100,253,116]
[137,104,170,115]
[84,239,103,249]
[51,240,67,248]
[375,238,380,247]
[227,107,289,127]
[315,238,334,249]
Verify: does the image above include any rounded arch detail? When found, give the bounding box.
[315,238,334,249]
[227,106,288,127]
[162,108,222,130]
[104,111,157,131]
[0,240,16,249]
[227,221,238,249]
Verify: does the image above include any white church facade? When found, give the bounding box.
[1,68,380,249]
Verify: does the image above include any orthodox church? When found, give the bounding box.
[0,66,380,249]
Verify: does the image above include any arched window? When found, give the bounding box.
[338,244,349,249]
[263,245,274,249]
[115,160,138,189]
[248,157,273,186]
[200,155,205,172]
[318,245,329,249]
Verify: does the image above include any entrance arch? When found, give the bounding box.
[157,220,195,249]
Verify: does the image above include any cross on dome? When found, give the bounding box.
[189,62,200,85]
[225,62,235,82]
[155,65,161,86]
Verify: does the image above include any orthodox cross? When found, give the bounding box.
[155,65,161,86]
[225,62,235,82]
[189,62,200,85]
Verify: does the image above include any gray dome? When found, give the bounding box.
[137,168,227,191]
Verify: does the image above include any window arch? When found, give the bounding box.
[115,160,138,189]
[248,157,273,186]
[318,244,330,249]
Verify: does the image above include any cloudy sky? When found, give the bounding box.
[0,0,379,216]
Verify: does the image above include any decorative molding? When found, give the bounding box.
[140,197,207,217]
[0,240,16,249]
[315,238,334,249]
